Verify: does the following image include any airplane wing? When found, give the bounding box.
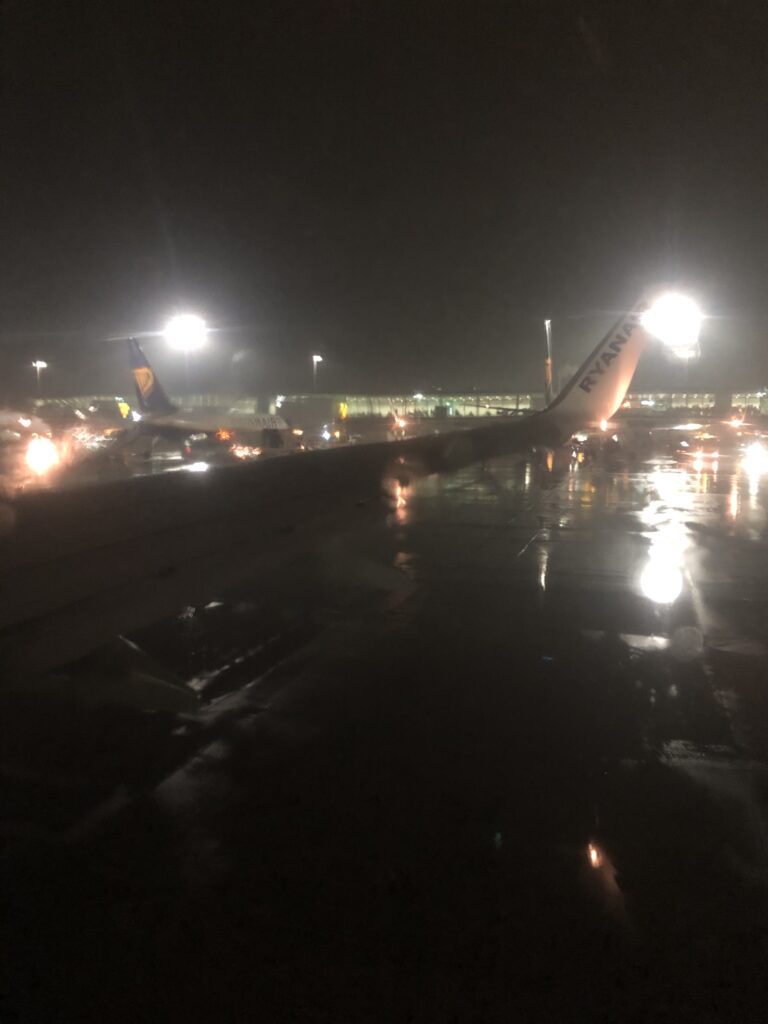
[0,298,651,675]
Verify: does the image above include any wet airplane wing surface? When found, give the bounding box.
[3,449,768,1021]
[0,419,558,675]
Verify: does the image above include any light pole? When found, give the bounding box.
[31,360,48,396]
[312,353,323,392]
[164,314,207,398]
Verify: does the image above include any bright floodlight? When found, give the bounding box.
[164,314,207,352]
[312,354,323,365]
[26,435,59,476]
[31,360,48,370]
[641,292,703,359]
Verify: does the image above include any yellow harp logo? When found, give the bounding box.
[133,367,154,399]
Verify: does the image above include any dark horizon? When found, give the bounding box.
[3,2,768,399]
[1,310,765,405]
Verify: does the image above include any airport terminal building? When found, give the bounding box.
[260,389,766,418]
[36,389,768,425]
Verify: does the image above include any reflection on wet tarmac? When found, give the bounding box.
[536,537,549,593]
[729,476,740,520]
[638,469,691,605]
[640,557,683,604]
[3,445,768,1021]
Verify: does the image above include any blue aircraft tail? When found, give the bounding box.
[128,338,177,416]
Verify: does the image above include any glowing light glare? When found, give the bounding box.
[230,444,261,460]
[742,441,768,476]
[26,435,59,476]
[185,461,209,473]
[312,354,323,365]
[164,314,207,352]
[641,292,703,357]
[393,481,409,522]
[599,419,608,432]
[588,843,602,869]
[31,360,48,370]
[18,417,31,428]
[71,427,109,451]
[640,559,683,604]
[650,523,690,563]
[730,417,744,429]
[396,418,407,429]
[413,392,424,400]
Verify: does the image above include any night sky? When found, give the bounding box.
[3,0,768,399]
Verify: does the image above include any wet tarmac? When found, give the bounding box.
[3,447,768,1022]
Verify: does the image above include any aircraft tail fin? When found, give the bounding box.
[128,338,177,416]
[541,297,650,429]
